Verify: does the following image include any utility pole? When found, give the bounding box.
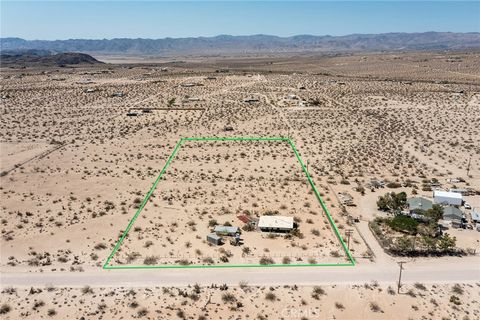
[466,155,472,177]
[397,261,406,294]
[345,229,354,251]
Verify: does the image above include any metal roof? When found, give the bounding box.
[258,215,294,229]
[471,208,480,221]
[443,206,464,221]
[407,197,433,211]
[433,190,463,199]
[214,226,239,234]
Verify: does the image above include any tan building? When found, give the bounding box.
[258,215,294,233]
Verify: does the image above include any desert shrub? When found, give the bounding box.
[449,295,461,305]
[414,283,426,291]
[222,292,237,303]
[388,215,418,234]
[143,256,158,265]
[282,256,291,264]
[0,304,11,314]
[259,256,274,265]
[377,192,407,211]
[137,308,148,317]
[202,257,214,264]
[370,302,382,312]
[265,292,276,301]
[177,259,191,265]
[94,243,107,250]
[81,286,94,294]
[242,223,255,231]
[452,284,464,295]
[311,286,325,299]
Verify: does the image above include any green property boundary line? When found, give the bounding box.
[103,137,355,269]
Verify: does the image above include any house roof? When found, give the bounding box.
[471,208,480,221]
[258,215,294,229]
[443,206,464,221]
[207,233,221,240]
[407,197,433,211]
[433,190,463,200]
[214,226,239,234]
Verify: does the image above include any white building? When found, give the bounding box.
[258,216,294,233]
[433,190,463,206]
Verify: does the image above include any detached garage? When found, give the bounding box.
[433,190,463,206]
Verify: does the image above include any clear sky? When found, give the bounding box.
[1,1,479,40]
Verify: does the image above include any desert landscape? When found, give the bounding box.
[1,49,480,318]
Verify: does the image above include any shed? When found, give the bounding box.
[258,216,294,233]
[433,190,462,206]
[407,197,433,212]
[207,233,222,245]
[214,226,239,236]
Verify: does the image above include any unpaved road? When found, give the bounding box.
[1,257,479,288]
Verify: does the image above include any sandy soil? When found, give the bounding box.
[1,51,479,318]
[1,283,479,320]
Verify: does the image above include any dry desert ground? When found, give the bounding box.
[1,51,480,319]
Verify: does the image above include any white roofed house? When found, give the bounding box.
[433,190,463,206]
[258,216,294,233]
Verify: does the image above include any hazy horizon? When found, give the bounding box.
[1,1,479,40]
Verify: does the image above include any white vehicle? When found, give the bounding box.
[464,202,471,209]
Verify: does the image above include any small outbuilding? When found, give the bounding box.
[433,190,462,206]
[258,216,294,233]
[207,233,222,245]
[214,226,239,236]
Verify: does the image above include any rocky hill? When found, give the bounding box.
[0,50,103,66]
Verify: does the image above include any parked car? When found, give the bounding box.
[463,202,471,209]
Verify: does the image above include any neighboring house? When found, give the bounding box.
[433,190,463,206]
[407,197,433,213]
[443,206,465,227]
[258,216,294,233]
[471,208,480,223]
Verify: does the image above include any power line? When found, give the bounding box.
[397,261,407,294]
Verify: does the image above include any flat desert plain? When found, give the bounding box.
[1,51,479,319]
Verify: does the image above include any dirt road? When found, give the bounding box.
[1,257,478,288]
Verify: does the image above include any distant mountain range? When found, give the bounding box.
[1,32,480,56]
